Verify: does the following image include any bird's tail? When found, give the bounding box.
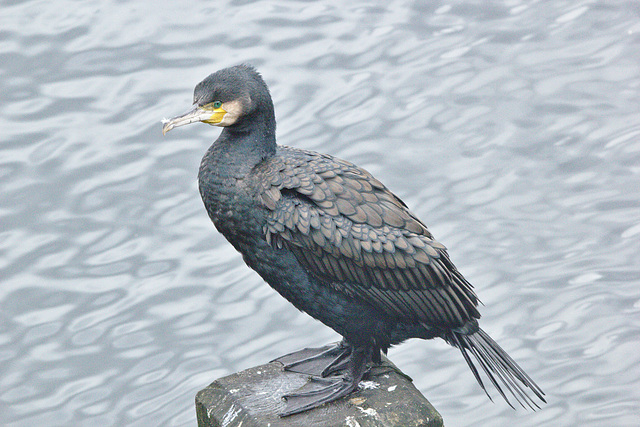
[445,327,546,409]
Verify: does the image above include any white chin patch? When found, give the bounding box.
[217,99,244,127]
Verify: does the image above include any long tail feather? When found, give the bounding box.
[447,328,546,409]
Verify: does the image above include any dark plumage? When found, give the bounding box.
[162,64,545,416]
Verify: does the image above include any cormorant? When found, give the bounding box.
[162,64,545,416]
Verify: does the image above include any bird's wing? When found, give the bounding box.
[256,147,480,327]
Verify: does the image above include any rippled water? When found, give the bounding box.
[2,1,639,426]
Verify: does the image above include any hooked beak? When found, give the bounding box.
[162,106,210,135]
[162,104,227,135]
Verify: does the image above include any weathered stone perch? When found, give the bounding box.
[196,354,443,427]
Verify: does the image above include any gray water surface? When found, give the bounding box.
[2,1,640,426]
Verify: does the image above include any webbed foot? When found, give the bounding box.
[277,344,373,417]
[272,340,352,377]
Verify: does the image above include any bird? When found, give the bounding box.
[162,64,546,416]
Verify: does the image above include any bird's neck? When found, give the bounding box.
[199,116,277,185]
[197,120,276,241]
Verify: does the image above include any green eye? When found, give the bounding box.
[213,101,222,109]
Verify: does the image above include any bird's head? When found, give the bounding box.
[162,65,269,135]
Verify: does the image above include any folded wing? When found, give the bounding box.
[258,147,480,328]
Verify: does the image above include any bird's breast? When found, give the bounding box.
[198,167,267,247]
